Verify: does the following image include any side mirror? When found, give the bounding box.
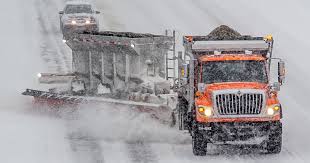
[178,51,183,60]
[59,11,64,14]
[270,82,281,92]
[95,11,100,14]
[278,60,285,85]
[181,64,188,78]
[180,64,188,84]
[197,83,206,92]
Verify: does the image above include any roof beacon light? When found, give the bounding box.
[214,50,221,55]
[264,34,273,42]
[245,50,253,55]
[186,36,193,42]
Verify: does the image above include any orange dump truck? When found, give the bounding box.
[176,26,285,155]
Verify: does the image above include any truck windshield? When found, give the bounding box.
[202,60,268,84]
[65,5,92,14]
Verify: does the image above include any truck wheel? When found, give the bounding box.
[265,122,282,154]
[192,132,207,156]
[177,102,187,130]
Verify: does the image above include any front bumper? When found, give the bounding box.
[197,121,281,143]
[197,114,281,123]
[62,24,98,33]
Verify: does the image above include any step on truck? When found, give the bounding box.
[176,25,286,155]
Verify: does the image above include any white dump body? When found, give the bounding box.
[191,40,270,52]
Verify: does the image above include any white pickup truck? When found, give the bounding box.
[59,1,100,34]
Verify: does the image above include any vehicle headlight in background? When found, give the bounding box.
[267,105,281,116]
[37,73,42,78]
[85,20,90,24]
[71,20,77,24]
[198,106,213,117]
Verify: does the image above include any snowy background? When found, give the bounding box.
[0,0,310,162]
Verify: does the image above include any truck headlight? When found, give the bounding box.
[204,107,213,117]
[267,105,281,116]
[267,107,275,115]
[198,106,213,117]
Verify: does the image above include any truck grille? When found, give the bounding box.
[76,18,86,23]
[215,92,264,115]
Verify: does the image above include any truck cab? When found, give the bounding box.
[177,26,285,156]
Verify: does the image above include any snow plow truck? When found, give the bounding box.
[22,25,285,156]
[176,25,285,155]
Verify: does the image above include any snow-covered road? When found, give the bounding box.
[1,0,310,162]
[93,0,310,162]
[0,0,72,162]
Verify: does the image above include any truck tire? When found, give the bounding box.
[265,122,282,154]
[177,97,188,130]
[192,132,207,156]
[170,111,176,127]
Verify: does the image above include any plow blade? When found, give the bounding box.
[22,89,173,124]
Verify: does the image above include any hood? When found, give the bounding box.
[196,82,269,106]
[205,82,268,93]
